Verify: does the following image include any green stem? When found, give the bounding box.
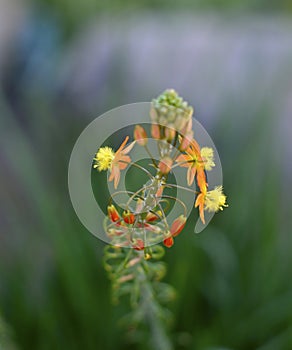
[138,263,174,350]
[104,246,174,350]
[144,144,158,168]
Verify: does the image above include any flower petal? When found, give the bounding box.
[187,166,196,186]
[109,165,121,189]
[122,140,135,154]
[195,193,205,224]
[116,136,129,154]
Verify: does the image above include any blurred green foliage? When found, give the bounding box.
[36,0,292,34]
[1,78,292,349]
[0,5,292,348]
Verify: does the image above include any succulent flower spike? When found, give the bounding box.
[98,89,228,350]
[134,125,148,146]
[95,89,228,252]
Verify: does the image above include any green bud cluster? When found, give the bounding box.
[150,89,193,131]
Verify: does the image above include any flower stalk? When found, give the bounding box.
[93,89,228,348]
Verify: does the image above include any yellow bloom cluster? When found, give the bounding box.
[94,147,115,171]
[201,147,215,171]
[205,186,228,212]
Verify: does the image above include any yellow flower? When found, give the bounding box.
[94,146,115,171]
[94,136,135,189]
[201,147,215,171]
[204,186,228,212]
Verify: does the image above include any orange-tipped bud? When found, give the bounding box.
[146,210,162,222]
[134,125,148,146]
[151,124,160,139]
[180,131,193,151]
[133,239,144,251]
[158,156,173,174]
[165,127,176,142]
[170,215,187,237]
[163,236,174,248]
[135,198,144,213]
[122,210,135,224]
[181,118,193,134]
[155,185,164,198]
[107,205,120,222]
[107,228,124,237]
[137,222,161,234]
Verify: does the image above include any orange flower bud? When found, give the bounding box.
[117,239,131,247]
[107,205,120,222]
[181,118,193,134]
[155,185,164,198]
[165,126,176,141]
[134,125,148,146]
[151,124,160,139]
[135,198,144,213]
[158,156,173,174]
[146,210,162,222]
[137,222,161,233]
[163,236,174,248]
[122,210,135,224]
[170,215,187,237]
[180,131,193,151]
[107,228,124,237]
[133,239,144,251]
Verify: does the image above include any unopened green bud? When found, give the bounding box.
[150,89,194,132]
